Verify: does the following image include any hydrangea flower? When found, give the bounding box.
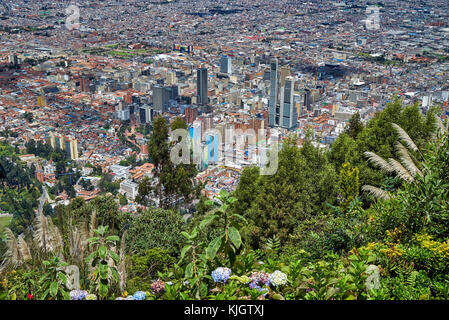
[85,294,97,300]
[151,279,166,294]
[248,271,271,295]
[249,271,270,286]
[133,291,146,300]
[211,267,231,283]
[269,270,288,287]
[125,296,135,300]
[115,297,125,300]
[69,290,88,300]
[248,282,269,296]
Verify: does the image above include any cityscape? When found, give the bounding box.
[0,0,449,305]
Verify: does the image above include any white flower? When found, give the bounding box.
[269,270,287,287]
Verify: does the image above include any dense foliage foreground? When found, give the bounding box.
[1,99,449,300]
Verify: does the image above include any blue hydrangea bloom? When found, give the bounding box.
[69,290,88,300]
[211,267,231,283]
[133,291,146,300]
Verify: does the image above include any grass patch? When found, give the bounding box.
[0,215,12,239]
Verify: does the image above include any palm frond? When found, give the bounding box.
[392,123,418,152]
[362,185,391,200]
[388,158,414,183]
[396,142,422,178]
[364,152,393,173]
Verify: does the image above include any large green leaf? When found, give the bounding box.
[106,235,120,243]
[231,213,248,224]
[99,281,109,298]
[181,231,191,240]
[180,245,192,261]
[185,262,193,278]
[219,189,229,198]
[109,251,119,264]
[272,293,285,300]
[228,196,238,204]
[99,263,109,280]
[199,214,218,229]
[61,290,70,300]
[57,271,67,285]
[228,226,242,249]
[111,268,120,283]
[86,251,97,262]
[206,236,223,260]
[98,245,107,260]
[50,281,58,298]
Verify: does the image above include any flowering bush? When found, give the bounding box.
[269,271,288,287]
[132,291,146,300]
[249,271,270,286]
[211,267,231,283]
[151,280,165,294]
[69,290,88,300]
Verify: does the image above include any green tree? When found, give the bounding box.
[125,208,186,257]
[339,162,360,211]
[345,112,364,139]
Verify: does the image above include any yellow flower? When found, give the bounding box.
[366,242,377,250]
[123,291,128,297]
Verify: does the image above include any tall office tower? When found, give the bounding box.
[197,68,208,106]
[37,96,47,107]
[64,139,71,159]
[152,85,171,112]
[185,106,198,124]
[139,105,154,124]
[70,139,79,160]
[304,88,312,111]
[268,59,279,127]
[169,85,179,100]
[48,133,56,149]
[166,71,177,85]
[117,107,130,121]
[8,54,18,66]
[281,77,298,129]
[80,77,90,92]
[220,56,232,75]
[56,135,65,150]
[268,59,298,130]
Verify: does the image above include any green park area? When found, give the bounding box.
[0,215,12,240]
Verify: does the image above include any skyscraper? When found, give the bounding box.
[268,59,298,130]
[268,59,278,127]
[304,89,312,111]
[281,77,297,129]
[153,85,171,112]
[8,54,18,66]
[197,68,208,106]
[220,56,232,75]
